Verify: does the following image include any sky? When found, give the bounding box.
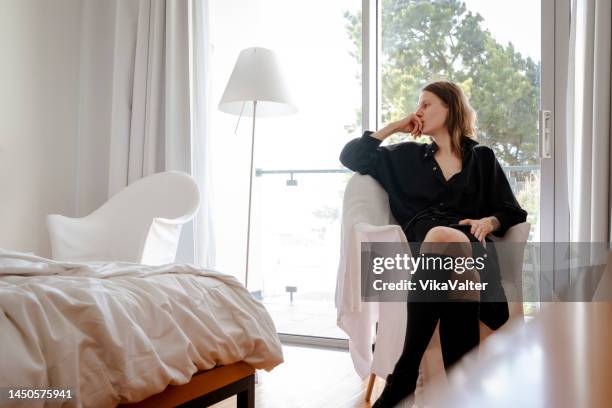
[463,0,541,61]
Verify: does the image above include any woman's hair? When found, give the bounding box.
[422,81,477,159]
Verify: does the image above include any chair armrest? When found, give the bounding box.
[139,217,184,265]
[487,222,531,304]
[353,223,408,243]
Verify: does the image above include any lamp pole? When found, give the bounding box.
[244,100,258,288]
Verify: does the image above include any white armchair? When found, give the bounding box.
[47,171,200,265]
[335,173,530,405]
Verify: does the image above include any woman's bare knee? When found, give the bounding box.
[420,226,472,257]
[423,226,469,243]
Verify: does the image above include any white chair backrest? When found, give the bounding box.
[47,171,200,264]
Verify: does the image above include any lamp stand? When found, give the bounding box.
[244,100,258,288]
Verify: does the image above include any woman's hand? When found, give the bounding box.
[372,113,423,141]
[458,217,499,243]
[394,113,423,138]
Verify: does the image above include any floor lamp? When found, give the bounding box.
[218,47,297,288]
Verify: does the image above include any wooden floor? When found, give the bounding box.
[211,344,384,408]
[210,303,612,407]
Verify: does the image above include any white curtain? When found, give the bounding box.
[108,0,190,192]
[565,0,612,243]
[190,0,216,268]
[105,0,215,266]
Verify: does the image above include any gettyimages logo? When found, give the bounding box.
[360,241,612,302]
[371,252,486,275]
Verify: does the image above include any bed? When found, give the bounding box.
[0,249,283,407]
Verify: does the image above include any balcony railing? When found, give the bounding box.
[256,166,539,191]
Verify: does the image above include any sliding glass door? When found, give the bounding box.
[377,0,549,316]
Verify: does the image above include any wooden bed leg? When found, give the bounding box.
[365,373,376,401]
[237,374,255,408]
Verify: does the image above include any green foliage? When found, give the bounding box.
[344,0,540,165]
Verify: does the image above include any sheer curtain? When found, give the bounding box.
[565,0,612,243]
[103,0,215,266]
[190,0,216,268]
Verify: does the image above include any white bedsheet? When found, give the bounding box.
[0,249,283,407]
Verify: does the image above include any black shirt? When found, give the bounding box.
[340,131,528,238]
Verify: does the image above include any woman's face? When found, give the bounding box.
[415,91,449,136]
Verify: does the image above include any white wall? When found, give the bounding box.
[74,0,116,216]
[0,0,82,256]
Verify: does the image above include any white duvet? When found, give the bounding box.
[0,249,283,407]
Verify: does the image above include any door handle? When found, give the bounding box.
[539,110,552,159]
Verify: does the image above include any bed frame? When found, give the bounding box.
[122,362,255,408]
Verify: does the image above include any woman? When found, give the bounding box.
[339,81,527,407]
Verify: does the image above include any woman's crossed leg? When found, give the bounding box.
[418,226,480,367]
[377,226,480,407]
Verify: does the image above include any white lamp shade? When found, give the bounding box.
[218,47,297,117]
